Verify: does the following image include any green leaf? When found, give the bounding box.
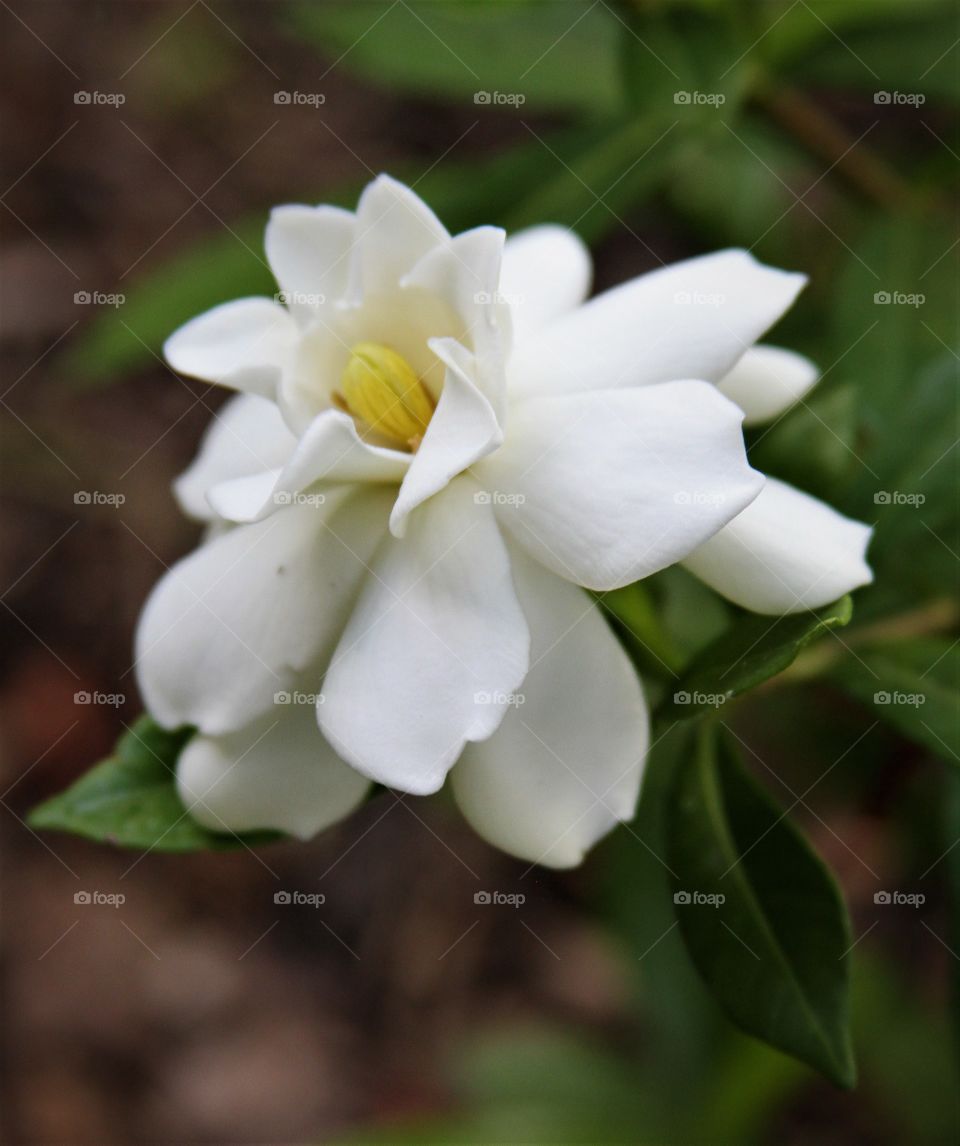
[828,638,960,767]
[667,725,856,1087]
[28,715,282,851]
[659,597,853,720]
[289,0,622,115]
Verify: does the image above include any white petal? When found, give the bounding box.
[207,409,409,524]
[136,486,392,735]
[389,338,503,538]
[348,175,448,299]
[265,204,355,322]
[500,224,592,340]
[478,381,764,591]
[717,345,819,426]
[402,224,508,371]
[164,298,298,398]
[508,249,806,399]
[452,549,648,869]
[177,701,369,839]
[319,478,529,795]
[174,393,297,522]
[682,477,873,614]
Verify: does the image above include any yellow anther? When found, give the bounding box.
[339,342,434,450]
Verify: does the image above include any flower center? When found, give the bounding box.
[336,342,435,451]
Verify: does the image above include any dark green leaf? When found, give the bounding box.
[659,597,853,720]
[667,725,856,1086]
[290,0,622,114]
[28,715,282,851]
[828,637,960,767]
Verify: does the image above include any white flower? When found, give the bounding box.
[135,175,872,868]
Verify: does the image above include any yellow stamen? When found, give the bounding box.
[339,342,434,450]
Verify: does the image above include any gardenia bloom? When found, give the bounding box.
[135,175,872,868]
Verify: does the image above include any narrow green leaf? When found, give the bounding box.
[828,638,960,767]
[27,715,282,851]
[289,0,622,115]
[659,597,853,720]
[668,725,856,1087]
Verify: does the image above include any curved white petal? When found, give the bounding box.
[402,225,509,381]
[682,477,873,614]
[265,204,355,323]
[174,393,297,522]
[389,338,503,538]
[177,701,369,839]
[717,345,819,426]
[452,550,648,869]
[507,249,806,399]
[478,381,764,591]
[164,298,298,398]
[319,478,529,796]
[136,486,392,735]
[348,174,448,299]
[207,409,409,524]
[500,224,592,340]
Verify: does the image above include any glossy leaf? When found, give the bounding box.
[828,638,960,767]
[667,725,856,1087]
[28,715,282,851]
[659,597,853,720]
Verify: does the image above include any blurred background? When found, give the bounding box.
[1,1,958,1142]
